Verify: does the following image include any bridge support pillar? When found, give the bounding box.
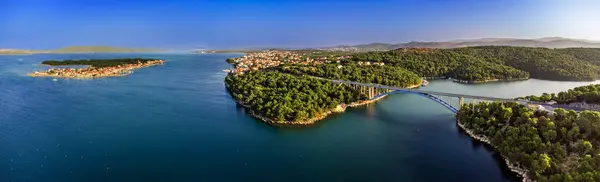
[361,85,364,95]
[360,85,365,96]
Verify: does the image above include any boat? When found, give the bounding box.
[52,78,58,82]
[421,80,429,87]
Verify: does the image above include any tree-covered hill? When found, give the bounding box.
[349,47,600,81]
[276,64,422,88]
[453,46,600,81]
[556,48,600,66]
[457,102,600,181]
[225,71,366,123]
[350,48,530,82]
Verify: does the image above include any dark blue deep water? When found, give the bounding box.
[3,53,599,182]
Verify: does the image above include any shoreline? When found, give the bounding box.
[452,78,530,84]
[28,71,134,79]
[421,76,530,84]
[226,80,421,126]
[456,121,531,182]
[233,93,389,126]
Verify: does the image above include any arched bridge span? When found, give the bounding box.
[308,76,580,113]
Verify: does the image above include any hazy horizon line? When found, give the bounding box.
[3,36,600,50]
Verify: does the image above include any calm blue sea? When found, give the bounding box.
[1,53,568,182]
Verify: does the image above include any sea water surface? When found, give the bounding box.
[2,53,600,182]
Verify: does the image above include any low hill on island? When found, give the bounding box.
[0,49,49,54]
[51,46,163,53]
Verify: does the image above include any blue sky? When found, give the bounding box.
[1,0,599,49]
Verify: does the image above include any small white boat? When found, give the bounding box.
[421,80,429,87]
[52,78,58,82]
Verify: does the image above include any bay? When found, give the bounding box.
[1,53,599,182]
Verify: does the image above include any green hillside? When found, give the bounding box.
[555,48,600,66]
[452,46,599,81]
[350,47,600,81]
[350,48,530,82]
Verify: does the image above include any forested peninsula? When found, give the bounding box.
[225,71,368,124]
[223,51,422,125]
[457,102,600,181]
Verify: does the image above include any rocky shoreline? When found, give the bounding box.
[229,89,389,126]
[456,121,531,182]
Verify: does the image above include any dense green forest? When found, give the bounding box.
[350,48,530,82]
[349,47,600,81]
[276,64,422,87]
[42,58,160,68]
[225,71,366,122]
[518,84,600,104]
[556,48,600,66]
[457,102,600,181]
[453,47,600,81]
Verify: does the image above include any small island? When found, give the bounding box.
[28,58,165,78]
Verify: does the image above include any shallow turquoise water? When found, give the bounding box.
[2,53,599,182]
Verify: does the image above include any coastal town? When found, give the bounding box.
[28,59,165,78]
[224,50,352,74]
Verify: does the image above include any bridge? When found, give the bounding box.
[312,77,582,113]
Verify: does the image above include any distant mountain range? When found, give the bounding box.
[0,46,163,54]
[315,37,600,52]
[3,38,600,55]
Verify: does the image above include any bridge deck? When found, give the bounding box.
[327,79,519,102]
[309,76,585,112]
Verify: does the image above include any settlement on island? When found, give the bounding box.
[28,59,165,78]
